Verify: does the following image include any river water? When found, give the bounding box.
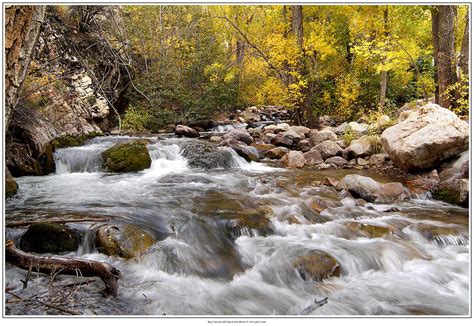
[4,136,470,315]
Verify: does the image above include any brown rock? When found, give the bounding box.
[175,125,199,138]
[292,250,341,282]
[281,150,306,168]
[303,150,323,166]
[265,147,289,159]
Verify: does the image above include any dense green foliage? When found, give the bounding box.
[107,5,469,129]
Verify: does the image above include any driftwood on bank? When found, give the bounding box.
[6,216,111,228]
[5,240,121,297]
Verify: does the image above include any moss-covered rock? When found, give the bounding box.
[51,131,103,149]
[433,179,469,207]
[19,222,82,253]
[292,250,341,282]
[5,167,18,198]
[101,140,151,172]
[95,224,156,258]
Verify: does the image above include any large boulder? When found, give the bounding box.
[381,104,469,171]
[274,123,290,133]
[175,125,200,138]
[333,122,349,135]
[223,129,254,145]
[95,224,156,258]
[101,141,152,172]
[297,139,311,152]
[265,147,289,159]
[281,150,306,168]
[337,174,407,203]
[283,129,303,144]
[180,141,234,169]
[345,135,381,159]
[19,222,82,253]
[303,150,324,166]
[312,140,343,160]
[292,250,341,282]
[308,129,337,147]
[221,139,259,162]
[290,126,310,137]
[271,132,293,148]
[348,122,369,137]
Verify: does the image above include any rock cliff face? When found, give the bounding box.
[6,6,129,177]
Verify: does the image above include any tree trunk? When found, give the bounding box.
[431,7,440,104]
[4,5,46,129]
[459,11,469,78]
[5,240,121,297]
[379,7,389,110]
[436,5,457,108]
[236,39,245,64]
[291,5,303,48]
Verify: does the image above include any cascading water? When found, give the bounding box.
[5,136,469,316]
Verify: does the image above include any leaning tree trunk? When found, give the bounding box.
[379,6,389,110]
[431,7,440,104]
[459,11,469,79]
[436,5,457,108]
[4,5,46,128]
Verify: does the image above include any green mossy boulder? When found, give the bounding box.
[433,179,469,207]
[51,132,103,149]
[292,250,341,282]
[95,224,156,258]
[19,222,82,253]
[101,140,151,172]
[6,167,18,198]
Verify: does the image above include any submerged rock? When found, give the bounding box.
[337,174,407,203]
[346,222,393,238]
[292,250,341,282]
[101,140,151,172]
[19,222,82,253]
[225,206,273,238]
[181,141,234,169]
[381,104,469,171]
[95,224,155,258]
[175,125,200,138]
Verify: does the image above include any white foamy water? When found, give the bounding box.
[5,136,469,316]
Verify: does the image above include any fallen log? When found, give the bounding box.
[6,216,112,228]
[5,240,121,297]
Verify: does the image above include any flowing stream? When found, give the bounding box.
[4,136,469,315]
